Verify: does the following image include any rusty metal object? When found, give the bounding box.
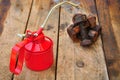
[73,14,92,46]
[88,30,98,42]
[81,39,92,46]
[67,13,101,46]
[73,25,80,33]
[67,24,80,42]
[87,15,96,28]
[93,25,101,33]
[72,14,90,28]
[72,14,87,24]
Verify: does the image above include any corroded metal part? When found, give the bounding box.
[67,13,101,46]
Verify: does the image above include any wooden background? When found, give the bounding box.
[0,0,120,80]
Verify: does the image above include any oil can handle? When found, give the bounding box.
[9,39,29,74]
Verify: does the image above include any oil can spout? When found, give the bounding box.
[36,1,81,36]
[18,1,82,37]
[41,1,81,29]
[37,1,81,36]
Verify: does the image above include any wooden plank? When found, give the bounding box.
[13,0,59,80]
[0,0,33,80]
[0,0,10,35]
[56,0,109,80]
[108,0,120,50]
[96,0,120,80]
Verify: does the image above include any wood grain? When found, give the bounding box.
[108,0,120,79]
[108,0,120,51]
[96,0,120,80]
[0,0,11,35]
[13,0,59,80]
[0,0,33,80]
[56,0,109,80]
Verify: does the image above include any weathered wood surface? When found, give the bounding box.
[0,0,120,80]
[0,0,33,80]
[96,0,120,80]
[56,0,108,80]
[14,0,59,80]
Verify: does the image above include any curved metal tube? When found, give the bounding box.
[18,1,81,37]
[41,1,80,28]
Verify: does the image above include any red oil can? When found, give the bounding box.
[9,1,81,75]
[24,35,53,71]
[9,29,53,74]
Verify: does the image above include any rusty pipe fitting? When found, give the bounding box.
[67,13,101,46]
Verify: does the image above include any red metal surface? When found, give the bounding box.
[9,28,53,74]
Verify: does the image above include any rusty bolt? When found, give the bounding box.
[67,13,101,46]
[72,14,89,40]
[73,14,92,46]
[79,23,88,40]
[72,13,92,46]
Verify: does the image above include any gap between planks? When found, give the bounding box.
[95,0,120,80]
[11,0,34,80]
[55,6,61,80]
[94,0,110,79]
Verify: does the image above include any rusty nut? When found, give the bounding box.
[67,13,101,47]
[87,15,96,28]
[80,39,92,46]
[88,30,98,42]
[73,26,80,33]
[93,25,101,34]
[67,24,79,42]
[72,13,87,24]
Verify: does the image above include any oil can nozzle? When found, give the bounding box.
[18,1,82,37]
